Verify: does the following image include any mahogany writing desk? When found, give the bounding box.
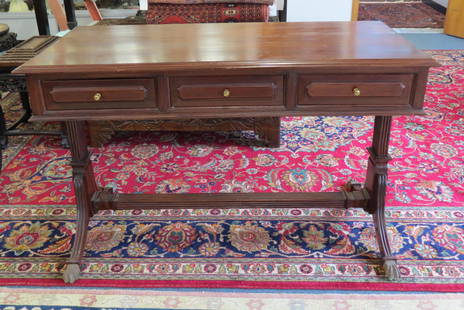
[14,21,438,283]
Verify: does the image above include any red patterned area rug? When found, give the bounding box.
[0,50,463,291]
[359,2,445,28]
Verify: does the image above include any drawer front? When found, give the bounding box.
[43,79,156,110]
[170,75,284,107]
[298,74,413,107]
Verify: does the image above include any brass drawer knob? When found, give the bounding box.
[93,92,102,101]
[352,87,361,97]
[223,89,231,97]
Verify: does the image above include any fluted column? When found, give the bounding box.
[365,116,400,280]
[63,121,97,283]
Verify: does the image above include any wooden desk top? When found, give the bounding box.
[15,21,437,75]
[15,21,437,121]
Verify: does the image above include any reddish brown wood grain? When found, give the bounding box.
[171,75,283,107]
[42,79,156,110]
[298,74,413,108]
[15,22,437,121]
[14,22,437,74]
[306,82,405,98]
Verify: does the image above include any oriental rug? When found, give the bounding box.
[359,2,445,28]
[0,50,463,291]
[0,287,463,310]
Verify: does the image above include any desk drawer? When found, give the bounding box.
[170,75,284,107]
[298,74,413,107]
[43,79,156,110]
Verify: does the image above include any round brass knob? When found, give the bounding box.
[93,92,102,101]
[223,89,231,97]
[352,87,361,97]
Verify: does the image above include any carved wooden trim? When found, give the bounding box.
[92,189,370,211]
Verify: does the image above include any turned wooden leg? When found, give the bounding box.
[63,121,98,283]
[364,116,400,280]
[254,117,281,148]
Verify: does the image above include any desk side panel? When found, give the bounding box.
[26,77,46,116]
[411,69,431,110]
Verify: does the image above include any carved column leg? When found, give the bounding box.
[63,121,98,283]
[364,116,400,280]
[254,117,281,148]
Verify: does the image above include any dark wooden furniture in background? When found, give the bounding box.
[0,24,18,52]
[32,0,78,34]
[63,0,78,29]
[32,0,51,35]
[278,0,287,21]
[15,21,437,283]
[0,36,66,171]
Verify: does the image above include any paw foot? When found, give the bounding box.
[384,259,400,281]
[63,263,81,283]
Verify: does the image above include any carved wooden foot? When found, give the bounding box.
[383,257,400,280]
[63,263,81,283]
[373,192,400,280]
[343,181,398,279]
